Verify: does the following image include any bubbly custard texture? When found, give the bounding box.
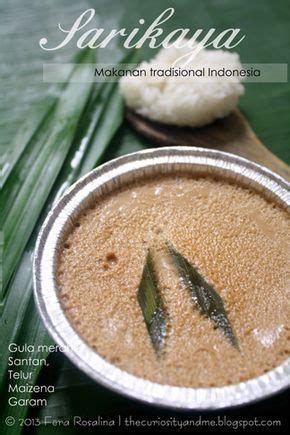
[57,175,290,387]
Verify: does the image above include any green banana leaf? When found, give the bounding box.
[1,0,289,434]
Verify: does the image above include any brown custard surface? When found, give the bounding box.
[57,175,290,387]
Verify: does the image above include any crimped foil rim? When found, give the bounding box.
[33,146,290,410]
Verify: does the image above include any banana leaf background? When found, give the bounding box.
[1,0,289,433]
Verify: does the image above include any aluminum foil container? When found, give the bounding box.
[33,146,290,410]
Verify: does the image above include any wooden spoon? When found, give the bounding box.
[126,109,290,181]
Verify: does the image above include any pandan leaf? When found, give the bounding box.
[137,251,166,355]
[0,49,95,296]
[167,244,239,350]
[0,49,138,433]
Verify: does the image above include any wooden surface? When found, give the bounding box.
[126,109,290,182]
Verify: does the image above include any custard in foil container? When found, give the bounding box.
[33,147,290,410]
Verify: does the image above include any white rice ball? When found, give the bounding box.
[119,41,244,127]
